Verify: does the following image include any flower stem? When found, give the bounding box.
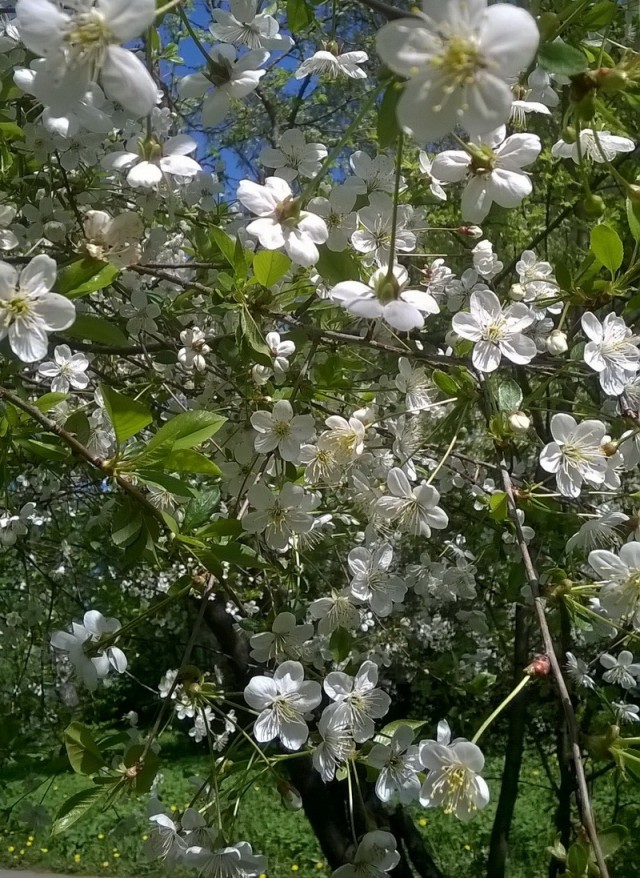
[471,675,531,744]
[385,129,404,280]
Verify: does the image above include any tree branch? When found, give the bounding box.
[352,0,414,20]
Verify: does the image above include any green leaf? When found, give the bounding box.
[210,226,237,267]
[582,1,619,27]
[627,197,640,244]
[34,392,68,412]
[373,719,426,745]
[495,376,523,413]
[137,471,196,498]
[330,627,353,663]
[566,841,589,877]
[51,786,107,835]
[598,824,628,859]
[377,83,402,149]
[253,250,292,287]
[56,257,119,298]
[233,234,249,279]
[112,501,144,548]
[432,370,459,396]
[64,722,106,776]
[240,308,271,364]
[287,0,312,31]
[489,492,508,522]
[590,223,624,275]
[140,411,227,467]
[162,449,223,476]
[182,488,221,531]
[62,314,128,347]
[0,121,24,140]
[100,384,153,444]
[315,245,360,286]
[538,39,587,75]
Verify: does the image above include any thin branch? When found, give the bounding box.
[352,0,413,19]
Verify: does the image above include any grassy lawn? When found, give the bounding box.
[2,742,640,877]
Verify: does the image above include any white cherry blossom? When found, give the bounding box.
[260,129,327,181]
[180,45,268,127]
[351,193,416,266]
[308,186,358,252]
[16,0,158,117]
[552,129,636,164]
[540,414,607,499]
[0,205,19,251]
[242,481,314,551]
[581,312,639,396]
[332,831,399,878]
[249,612,313,664]
[344,151,402,196]
[250,399,314,462]
[178,328,210,372]
[330,264,438,332]
[84,209,143,267]
[452,290,536,372]
[266,331,295,376]
[600,650,640,689]
[237,177,328,267]
[185,842,266,878]
[50,610,127,690]
[472,240,503,280]
[312,709,354,782]
[589,541,640,629]
[348,544,407,617]
[323,660,391,743]
[395,357,432,413]
[431,126,541,224]
[0,255,75,363]
[243,660,321,749]
[102,135,201,189]
[368,725,422,804]
[419,720,490,820]
[418,151,448,201]
[310,591,361,636]
[295,48,368,81]
[209,0,293,50]
[375,468,448,537]
[376,0,539,141]
[38,344,89,393]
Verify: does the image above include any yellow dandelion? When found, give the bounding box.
[40,848,49,854]
[73,853,81,862]
[142,834,149,841]
[292,866,299,872]
[7,846,15,853]
[464,844,472,851]
[28,836,34,842]
[19,849,25,855]
[98,833,105,840]
[418,818,427,827]
[101,861,110,868]
[113,853,121,859]
[315,861,326,870]
[26,841,33,847]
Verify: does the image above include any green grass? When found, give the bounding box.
[2,746,640,878]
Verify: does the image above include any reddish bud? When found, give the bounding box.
[526,655,551,677]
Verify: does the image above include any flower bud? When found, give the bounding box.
[455,225,483,239]
[509,283,526,302]
[525,655,551,677]
[277,781,303,811]
[508,411,530,433]
[578,193,605,218]
[546,330,568,355]
[595,67,628,93]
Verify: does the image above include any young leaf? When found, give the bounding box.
[100,385,153,444]
[377,83,402,149]
[287,0,312,31]
[140,411,227,465]
[253,250,292,287]
[627,197,640,244]
[538,39,587,75]
[495,376,524,413]
[64,722,106,775]
[56,257,119,298]
[51,786,108,835]
[590,223,624,275]
[62,314,128,347]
